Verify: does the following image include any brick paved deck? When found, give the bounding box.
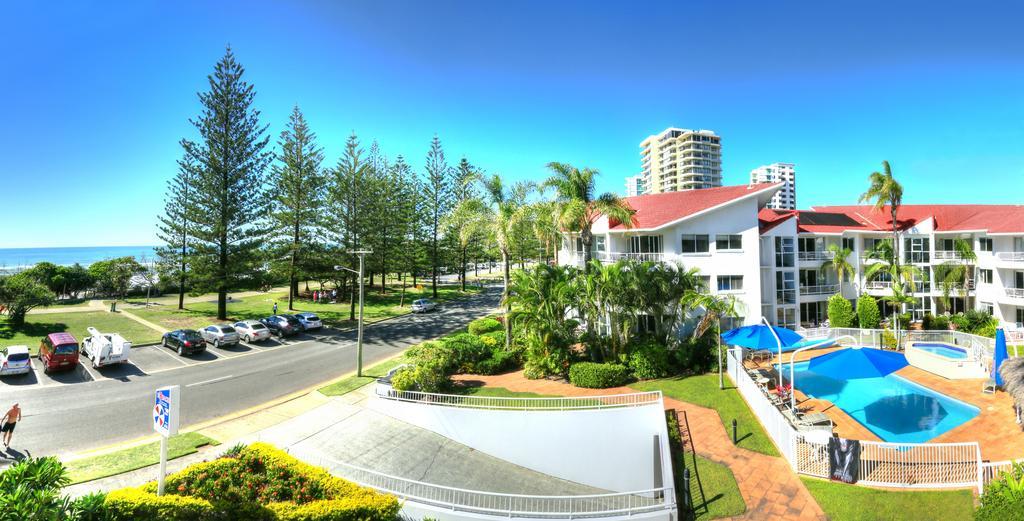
[452,372,828,520]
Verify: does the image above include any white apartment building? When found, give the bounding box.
[624,174,644,197]
[559,183,1024,331]
[639,128,722,194]
[750,163,796,210]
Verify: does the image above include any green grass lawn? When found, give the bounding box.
[0,311,164,354]
[318,356,409,396]
[32,298,95,311]
[683,452,746,520]
[454,386,557,398]
[131,284,479,332]
[800,477,974,521]
[65,432,218,485]
[631,373,779,457]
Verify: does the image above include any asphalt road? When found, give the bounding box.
[1,286,501,460]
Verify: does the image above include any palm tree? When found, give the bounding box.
[680,291,741,389]
[864,240,924,332]
[859,160,904,255]
[544,162,634,267]
[455,174,533,351]
[822,243,855,291]
[936,238,978,312]
[530,201,562,264]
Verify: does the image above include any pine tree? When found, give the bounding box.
[449,157,481,291]
[422,135,454,299]
[156,150,199,310]
[328,133,370,321]
[182,47,273,320]
[269,106,325,311]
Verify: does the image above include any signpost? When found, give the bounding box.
[335,249,371,376]
[153,385,180,496]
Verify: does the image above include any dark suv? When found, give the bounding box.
[162,329,207,356]
[259,316,298,337]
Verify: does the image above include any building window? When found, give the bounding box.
[1017,308,1024,326]
[716,234,742,251]
[696,275,711,291]
[800,301,826,326]
[681,234,709,254]
[904,237,930,263]
[797,237,820,253]
[979,269,993,284]
[980,301,994,315]
[721,316,745,331]
[575,237,584,252]
[776,271,796,304]
[776,308,796,329]
[775,237,794,268]
[842,237,855,252]
[637,314,657,334]
[630,235,662,254]
[864,237,891,255]
[717,275,743,292]
[595,236,606,253]
[907,297,928,322]
[979,237,993,252]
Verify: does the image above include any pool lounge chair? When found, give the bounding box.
[983,377,997,394]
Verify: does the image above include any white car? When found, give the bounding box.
[233,320,272,343]
[0,345,32,376]
[295,312,323,330]
[411,299,437,313]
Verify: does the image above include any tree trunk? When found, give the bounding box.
[461,245,467,292]
[288,221,299,311]
[502,250,512,352]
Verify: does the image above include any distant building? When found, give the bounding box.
[750,163,796,210]
[640,128,721,193]
[625,174,644,196]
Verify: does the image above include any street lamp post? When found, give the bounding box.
[335,249,372,376]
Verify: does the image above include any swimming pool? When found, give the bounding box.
[782,350,980,443]
[910,342,968,360]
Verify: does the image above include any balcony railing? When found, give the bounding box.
[1007,288,1024,300]
[797,251,834,262]
[601,252,665,262]
[934,250,972,261]
[799,284,838,295]
[864,281,893,290]
[997,252,1024,262]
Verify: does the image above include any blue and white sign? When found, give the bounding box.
[153,385,180,437]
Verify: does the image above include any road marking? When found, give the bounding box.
[149,345,191,366]
[186,374,234,387]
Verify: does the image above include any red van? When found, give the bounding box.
[38,332,80,374]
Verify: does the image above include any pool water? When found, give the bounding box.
[783,352,980,443]
[911,342,969,360]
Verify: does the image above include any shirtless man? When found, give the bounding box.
[2,403,21,448]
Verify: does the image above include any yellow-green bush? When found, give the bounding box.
[104,443,399,521]
[105,487,215,520]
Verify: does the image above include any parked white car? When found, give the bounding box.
[201,324,241,348]
[233,320,272,343]
[411,299,437,313]
[0,345,32,376]
[294,312,323,331]
[81,327,131,368]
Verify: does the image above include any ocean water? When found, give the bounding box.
[0,246,159,270]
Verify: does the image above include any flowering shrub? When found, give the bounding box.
[104,443,399,521]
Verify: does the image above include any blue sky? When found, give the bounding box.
[2,1,1024,248]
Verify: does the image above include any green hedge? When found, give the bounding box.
[441,333,491,372]
[468,317,503,336]
[104,443,399,521]
[857,294,881,329]
[827,294,855,328]
[569,362,631,389]
[626,339,671,380]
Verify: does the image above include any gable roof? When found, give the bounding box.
[758,209,797,234]
[605,183,781,231]
[806,205,1024,234]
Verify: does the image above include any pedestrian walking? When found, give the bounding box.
[2,403,21,449]
[273,302,278,315]
[314,290,319,303]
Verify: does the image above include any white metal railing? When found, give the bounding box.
[1006,288,1024,299]
[727,349,797,463]
[287,448,675,518]
[996,251,1024,262]
[934,250,971,261]
[798,251,834,262]
[821,327,998,362]
[799,284,838,296]
[864,280,893,290]
[981,459,1024,487]
[600,252,666,263]
[374,387,663,411]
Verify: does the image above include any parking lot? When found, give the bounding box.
[0,328,340,389]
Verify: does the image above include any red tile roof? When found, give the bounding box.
[606,183,781,230]
[805,205,1024,234]
[757,209,797,234]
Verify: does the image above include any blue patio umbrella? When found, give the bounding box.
[720,324,804,350]
[808,347,908,380]
[994,328,1008,387]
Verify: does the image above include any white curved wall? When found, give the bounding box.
[906,345,988,379]
[368,395,673,494]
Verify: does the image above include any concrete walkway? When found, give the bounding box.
[452,372,828,521]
